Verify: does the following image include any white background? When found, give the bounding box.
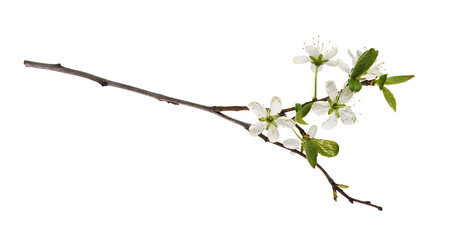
[1,0,455,239]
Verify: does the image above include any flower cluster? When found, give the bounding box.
[245,40,411,169]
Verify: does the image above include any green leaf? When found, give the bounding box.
[382,87,396,112]
[312,139,339,157]
[295,103,302,112]
[333,190,338,202]
[349,79,363,92]
[295,103,313,125]
[303,140,318,168]
[385,75,414,85]
[350,48,378,80]
[376,74,388,90]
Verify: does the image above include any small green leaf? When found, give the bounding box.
[295,103,302,112]
[349,79,363,92]
[312,139,339,157]
[303,139,318,168]
[333,190,338,202]
[337,184,349,189]
[385,75,414,85]
[382,87,396,112]
[376,74,388,90]
[350,48,378,80]
[295,103,313,125]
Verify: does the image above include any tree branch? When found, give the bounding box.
[24,60,382,211]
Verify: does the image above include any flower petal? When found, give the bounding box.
[337,59,351,74]
[305,45,319,58]
[270,96,282,115]
[348,49,357,66]
[293,55,310,64]
[325,80,338,101]
[308,125,317,139]
[325,60,338,67]
[312,101,331,115]
[248,122,266,136]
[283,139,301,150]
[356,50,363,58]
[267,125,279,143]
[276,117,295,128]
[322,113,338,130]
[340,108,356,125]
[247,102,267,118]
[323,48,338,60]
[338,86,354,104]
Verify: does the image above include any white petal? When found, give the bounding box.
[367,65,382,77]
[356,50,363,58]
[323,48,338,60]
[312,101,331,115]
[270,96,282,115]
[337,59,351,74]
[338,86,354,104]
[308,125,317,139]
[325,80,338,101]
[311,64,323,72]
[348,49,357,66]
[293,55,310,64]
[340,108,356,125]
[305,45,320,58]
[322,113,338,130]
[247,102,267,118]
[267,125,279,143]
[249,122,266,136]
[348,49,355,59]
[276,117,295,128]
[283,139,300,150]
[325,60,338,67]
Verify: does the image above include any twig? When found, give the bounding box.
[24,60,383,211]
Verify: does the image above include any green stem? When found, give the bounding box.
[313,65,319,100]
[292,128,303,141]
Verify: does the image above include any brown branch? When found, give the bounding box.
[214,106,249,112]
[316,165,383,211]
[24,60,382,211]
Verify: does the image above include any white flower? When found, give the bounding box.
[293,45,338,72]
[283,125,317,150]
[312,81,356,130]
[248,96,295,142]
[338,49,384,79]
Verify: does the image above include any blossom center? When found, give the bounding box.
[309,54,328,67]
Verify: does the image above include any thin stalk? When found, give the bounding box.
[313,65,319,100]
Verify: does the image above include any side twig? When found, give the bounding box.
[24,60,382,211]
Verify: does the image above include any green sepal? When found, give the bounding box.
[349,79,363,92]
[376,74,388,90]
[382,87,396,112]
[312,139,339,157]
[350,48,378,80]
[385,75,414,85]
[295,103,313,125]
[303,139,318,168]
